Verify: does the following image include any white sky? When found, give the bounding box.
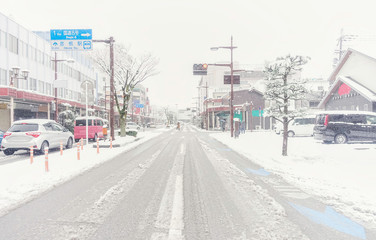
[3,0,376,108]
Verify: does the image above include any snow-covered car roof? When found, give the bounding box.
[12,119,56,125]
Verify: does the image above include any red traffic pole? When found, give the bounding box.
[60,142,63,156]
[30,146,33,164]
[97,138,100,154]
[44,147,49,172]
[77,142,80,160]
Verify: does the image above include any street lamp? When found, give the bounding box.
[210,36,237,137]
[93,37,115,141]
[10,67,29,124]
[10,66,29,87]
[51,52,74,122]
[81,79,94,145]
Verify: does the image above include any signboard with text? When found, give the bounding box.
[50,29,92,51]
[224,75,240,84]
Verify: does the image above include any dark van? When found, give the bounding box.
[314,111,376,144]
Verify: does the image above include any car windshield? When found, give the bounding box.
[75,119,92,126]
[8,124,39,132]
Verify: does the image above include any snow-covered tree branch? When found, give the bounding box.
[91,44,159,137]
[264,54,310,156]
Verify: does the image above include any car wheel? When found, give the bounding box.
[287,131,295,137]
[39,141,49,154]
[3,149,15,156]
[334,133,347,144]
[66,137,73,149]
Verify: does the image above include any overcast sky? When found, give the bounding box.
[3,0,376,108]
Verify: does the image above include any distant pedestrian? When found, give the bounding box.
[240,121,245,134]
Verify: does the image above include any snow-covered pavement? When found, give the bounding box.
[0,126,375,232]
[210,130,376,229]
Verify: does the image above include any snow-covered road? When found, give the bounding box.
[0,125,374,239]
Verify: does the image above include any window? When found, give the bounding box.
[46,83,51,95]
[30,78,37,91]
[8,34,18,54]
[51,123,63,131]
[346,115,366,124]
[0,68,7,85]
[43,123,53,131]
[9,123,39,132]
[330,114,346,123]
[38,81,45,94]
[75,119,92,126]
[0,30,7,48]
[366,115,376,125]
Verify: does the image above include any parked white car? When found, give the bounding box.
[275,116,316,137]
[126,122,141,130]
[0,119,74,155]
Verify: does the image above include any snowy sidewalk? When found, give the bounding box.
[210,131,376,229]
[0,130,167,216]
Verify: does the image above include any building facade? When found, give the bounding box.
[0,12,108,131]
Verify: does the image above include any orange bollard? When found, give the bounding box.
[110,136,112,149]
[44,147,49,172]
[81,138,83,150]
[97,138,99,154]
[77,143,80,160]
[60,142,63,156]
[30,146,34,164]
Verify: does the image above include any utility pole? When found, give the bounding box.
[205,81,209,130]
[93,37,115,140]
[210,36,238,137]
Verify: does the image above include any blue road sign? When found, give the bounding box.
[135,104,144,108]
[50,29,92,40]
[50,29,92,51]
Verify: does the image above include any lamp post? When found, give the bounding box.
[51,52,74,122]
[81,80,94,145]
[93,37,115,140]
[210,36,237,137]
[10,67,29,124]
[103,77,110,120]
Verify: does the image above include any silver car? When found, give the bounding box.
[126,122,141,130]
[0,119,74,155]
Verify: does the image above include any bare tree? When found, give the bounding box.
[264,55,310,156]
[92,44,158,137]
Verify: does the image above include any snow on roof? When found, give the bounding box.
[318,75,376,108]
[339,76,376,102]
[315,110,376,116]
[13,119,55,124]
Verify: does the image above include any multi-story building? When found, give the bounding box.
[0,11,107,130]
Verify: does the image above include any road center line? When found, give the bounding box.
[151,143,185,240]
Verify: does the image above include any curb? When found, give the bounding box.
[92,136,143,148]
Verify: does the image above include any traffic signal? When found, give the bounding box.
[193,63,208,75]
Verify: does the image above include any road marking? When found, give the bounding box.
[168,175,184,240]
[290,202,366,240]
[273,185,310,199]
[246,168,271,176]
[151,144,185,240]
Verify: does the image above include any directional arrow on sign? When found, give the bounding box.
[81,33,91,37]
[289,203,366,239]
